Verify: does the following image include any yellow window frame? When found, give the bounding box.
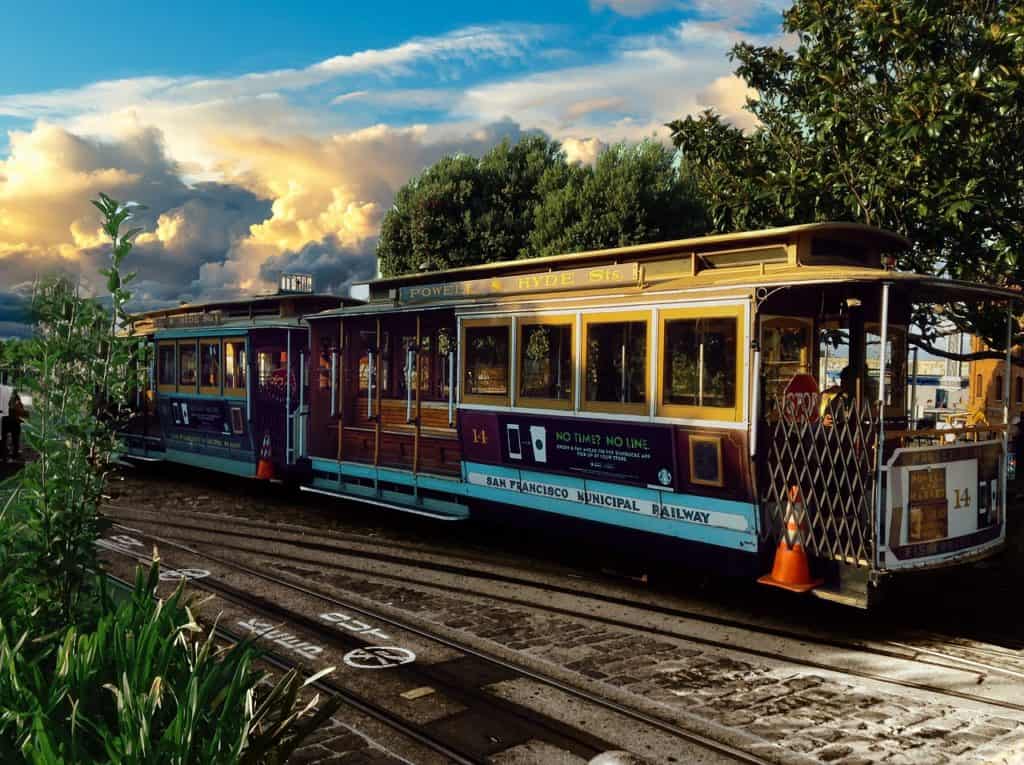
[199,339,222,396]
[517,316,574,411]
[157,341,177,394]
[581,310,651,416]
[460,317,512,406]
[222,336,247,398]
[657,305,745,422]
[177,339,198,394]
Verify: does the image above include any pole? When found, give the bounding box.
[875,283,890,568]
[286,331,292,465]
[909,347,918,429]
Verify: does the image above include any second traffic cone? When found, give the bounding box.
[758,485,823,593]
[256,431,275,480]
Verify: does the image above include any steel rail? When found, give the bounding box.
[101,523,775,765]
[104,571,478,765]
[105,505,1024,681]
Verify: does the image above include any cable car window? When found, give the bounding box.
[585,320,647,408]
[358,330,389,395]
[519,322,572,404]
[662,317,737,409]
[464,324,510,398]
[866,324,906,410]
[200,340,220,394]
[223,338,247,395]
[158,343,176,391]
[178,342,197,390]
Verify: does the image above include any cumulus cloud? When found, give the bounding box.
[0,14,788,332]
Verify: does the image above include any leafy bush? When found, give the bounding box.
[0,194,338,762]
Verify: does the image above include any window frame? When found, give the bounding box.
[460,317,512,406]
[199,338,222,396]
[177,339,199,393]
[517,316,575,411]
[656,305,745,422]
[580,310,651,416]
[222,336,247,399]
[157,341,177,394]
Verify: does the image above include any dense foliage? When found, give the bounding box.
[0,194,337,762]
[377,137,708,275]
[668,0,1024,346]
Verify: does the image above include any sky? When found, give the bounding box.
[0,0,788,337]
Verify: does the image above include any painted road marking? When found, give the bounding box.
[320,611,391,640]
[159,567,211,581]
[237,617,324,660]
[343,646,416,669]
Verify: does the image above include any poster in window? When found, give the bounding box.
[230,406,245,435]
[689,435,724,487]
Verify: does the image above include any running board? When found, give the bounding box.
[300,485,469,521]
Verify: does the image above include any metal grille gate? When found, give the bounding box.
[761,395,879,567]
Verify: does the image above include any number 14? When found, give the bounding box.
[954,487,971,509]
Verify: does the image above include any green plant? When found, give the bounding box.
[0,193,340,762]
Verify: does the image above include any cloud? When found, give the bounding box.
[590,0,679,17]
[258,236,379,294]
[0,15,789,331]
[0,25,546,121]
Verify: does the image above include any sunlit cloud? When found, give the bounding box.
[0,10,787,333]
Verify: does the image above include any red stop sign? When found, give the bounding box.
[782,374,820,425]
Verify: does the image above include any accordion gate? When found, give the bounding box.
[762,395,879,567]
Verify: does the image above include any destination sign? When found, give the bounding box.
[398,262,639,303]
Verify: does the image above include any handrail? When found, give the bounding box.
[885,424,1007,442]
[367,351,374,419]
[406,347,415,423]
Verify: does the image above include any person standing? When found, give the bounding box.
[0,385,24,463]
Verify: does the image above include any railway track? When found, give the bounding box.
[99,523,775,765]
[103,503,1024,697]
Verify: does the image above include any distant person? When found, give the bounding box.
[820,366,855,427]
[0,385,25,462]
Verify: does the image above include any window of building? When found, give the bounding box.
[157,342,176,392]
[976,373,983,399]
[658,306,744,420]
[462,321,511,403]
[178,341,197,390]
[583,314,647,414]
[200,340,221,395]
[995,374,1004,402]
[223,338,247,397]
[1016,377,1023,405]
[519,321,573,408]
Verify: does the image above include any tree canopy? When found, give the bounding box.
[668,0,1024,348]
[376,137,707,276]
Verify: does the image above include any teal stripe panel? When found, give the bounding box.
[462,461,758,551]
[164,448,256,477]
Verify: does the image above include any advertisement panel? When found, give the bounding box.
[460,411,677,490]
[882,440,1004,567]
[160,397,249,454]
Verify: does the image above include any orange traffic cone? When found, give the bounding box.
[256,431,275,480]
[758,485,823,592]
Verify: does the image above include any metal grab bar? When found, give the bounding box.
[406,347,415,423]
[448,351,455,426]
[367,351,374,419]
[330,351,338,417]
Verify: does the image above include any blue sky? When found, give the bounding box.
[0,0,787,334]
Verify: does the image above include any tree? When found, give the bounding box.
[377,136,565,276]
[530,140,708,257]
[668,0,1024,348]
[377,136,709,276]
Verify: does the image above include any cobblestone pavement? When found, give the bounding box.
[259,558,1024,765]
[290,717,409,764]
[105,469,1024,763]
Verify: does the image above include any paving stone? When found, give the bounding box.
[815,744,854,761]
